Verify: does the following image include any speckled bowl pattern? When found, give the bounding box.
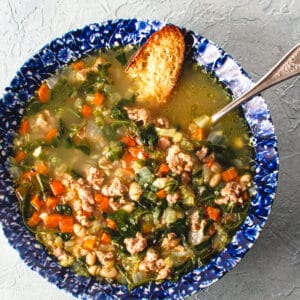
[0,19,279,299]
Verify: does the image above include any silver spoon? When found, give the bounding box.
[211,43,300,124]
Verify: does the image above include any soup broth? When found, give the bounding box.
[11,48,255,288]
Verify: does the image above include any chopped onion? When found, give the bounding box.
[207,130,224,145]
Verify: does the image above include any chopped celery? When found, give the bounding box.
[193,115,210,129]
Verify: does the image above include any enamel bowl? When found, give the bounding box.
[0,19,279,299]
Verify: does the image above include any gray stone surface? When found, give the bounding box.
[0,0,299,299]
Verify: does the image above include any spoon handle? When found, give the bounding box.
[211,43,300,124]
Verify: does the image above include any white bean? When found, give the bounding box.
[115,168,135,183]
[129,182,143,201]
[211,162,222,173]
[100,266,118,279]
[203,164,212,183]
[86,252,97,266]
[209,173,222,188]
[73,223,86,237]
[88,265,101,276]
[73,200,82,212]
[121,202,135,213]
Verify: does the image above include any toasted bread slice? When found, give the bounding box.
[125,25,185,105]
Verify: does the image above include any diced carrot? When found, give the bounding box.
[191,128,205,141]
[95,194,110,213]
[38,83,51,103]
[59,216,74,233]
[35,161,49,175]
[44,214,61,228]
[19,119,30,136]
[121,136,136,147]
[50,179,66,196]
[106,219,117,230]
[30,194,44,211]
[82,210,93,219]
[82,104,92,118]
[45,128,58,142]
[128,147,141,158]
[72,61,84,71]
[122,151,135,167]
[27,211,41,227]
[207,206,221,222]
[156,189,167,199]
[93,92,104,106]
[141,222,153,234]
[22,170,37,181]
[46,197,58,209]
[158,163,170,175]
[82,238,96,250]
[100,232,111,244]
[222,167,238,182]
[207,156,215,169]
[15,150,26,163]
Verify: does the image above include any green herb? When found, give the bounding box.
[140,124,158,149]
[97,63,111,78]
[67,107,81,119]
[118,94,135,106]
[165,178,179,194]
[55,204,72,215]
[56,232,72,241]
[192,177,204,189]
[16,183,36,233]
[115,52,127,66]
[69,169,82,180]
[193,238,213,262]
[51,79,74,102]
[26,101,44,115]
[110,105,128,120]
[180,139,195,153]
[116,264,133,285]
[145,158,158,172]
[172,259,195,282]
[167,216,188,238]
[32,173,50,199]
[72,259,89,277]
[108,209,139,238]
[66,137,91,155]
[79,63,112,93]
[105,141,124,161]
[142,191,157,203]
[93,108,105,126]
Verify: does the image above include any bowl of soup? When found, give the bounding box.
[0,19,279,299]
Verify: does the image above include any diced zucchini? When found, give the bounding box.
[212,225,230,251]
[136,167,155,187]
[180,185,195,207]
[162,207,184,225]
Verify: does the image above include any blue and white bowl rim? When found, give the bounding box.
[0,18,279,299]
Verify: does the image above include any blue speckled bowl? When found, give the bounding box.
[0,19,279,299]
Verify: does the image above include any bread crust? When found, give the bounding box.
[125,25,185,105]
